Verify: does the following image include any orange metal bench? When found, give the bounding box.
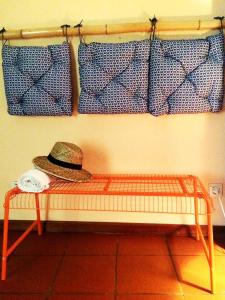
[1,174,214,293]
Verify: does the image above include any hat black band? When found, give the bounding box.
[47,154,82,170]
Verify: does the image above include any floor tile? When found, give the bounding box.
[117,255,182,294]
[49,295,114,300]
[54,256,116,293]
[184,295,225,299]
[173,255,225,294]
[2,230,225,298]
[0,296,46,300]
[0,256,61,293]
[168,237,225,256]
[168,237,206,256]
[0,231,22,252]
[65,233,117,255]
[118,235,169,255]
[9,232,67,255]
[213,238,225,256]
[117,295,184,300]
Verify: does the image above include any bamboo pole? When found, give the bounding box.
[0,19,224,40]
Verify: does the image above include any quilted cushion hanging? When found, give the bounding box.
[78,40,150,114]
[148,32,224,116]
[2,42,73,116]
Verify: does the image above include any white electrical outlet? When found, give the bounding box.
[208,183,223,197]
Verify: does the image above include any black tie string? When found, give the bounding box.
[0,27,7,48]
[74,20,85,44]
[149,16,158,41]
[214,16,224,33]
[60,24,70,42]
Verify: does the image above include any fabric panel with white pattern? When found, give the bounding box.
[78,40,150,114]
[2,42,73,116]
[148,33,224,116]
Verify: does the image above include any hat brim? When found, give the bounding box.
[33,156,92,182]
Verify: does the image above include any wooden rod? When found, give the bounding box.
[0,19,224,40]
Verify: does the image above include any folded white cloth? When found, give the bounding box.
[17,169,50,192]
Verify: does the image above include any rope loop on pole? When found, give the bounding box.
[0,27,7,47]
[214,16,224,32]
[74,20,85,43]
[60,24,70,42]
[149,16,158,40]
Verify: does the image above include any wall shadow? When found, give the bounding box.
[80,142,110,173]
[69,40,79,117]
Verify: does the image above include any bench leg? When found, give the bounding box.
[208,213,215,294]
[193,177,200,241]
[194,198,200,241]
[1,199,10,280]
[1,192,43,280]
[35,194,42,235]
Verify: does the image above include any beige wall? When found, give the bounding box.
[1,0,225,224]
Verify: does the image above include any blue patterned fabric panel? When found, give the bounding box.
[2,42,73,116]
[148,33,224,116]
[78,40,150,113]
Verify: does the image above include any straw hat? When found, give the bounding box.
[33,142,92,182]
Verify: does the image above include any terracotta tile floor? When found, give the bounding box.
[1,231,225,299]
